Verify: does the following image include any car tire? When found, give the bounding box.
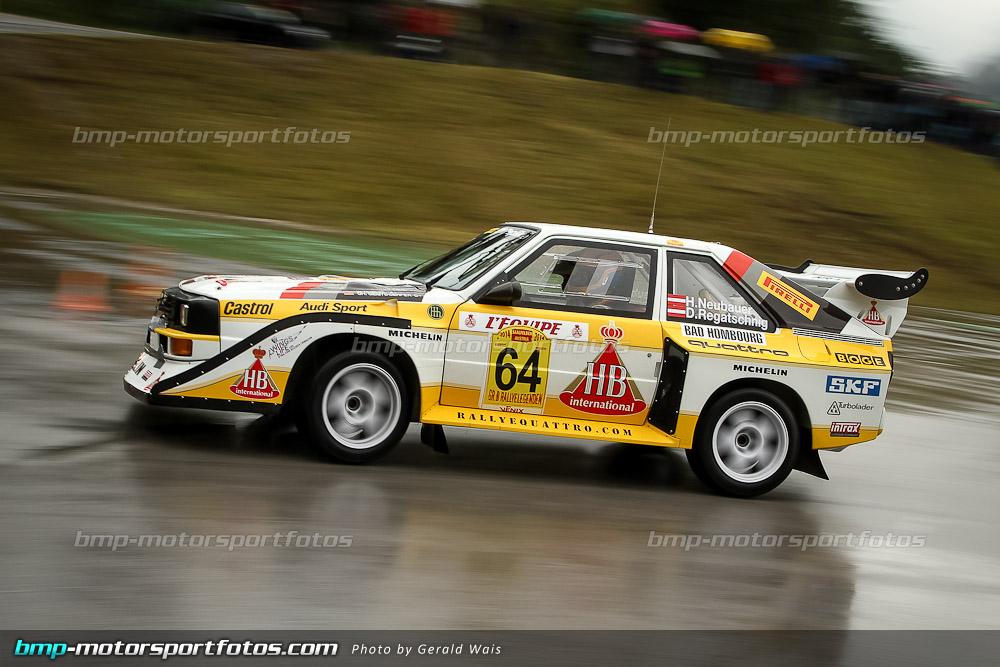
[299,352,410,464]
[686,389,799,497]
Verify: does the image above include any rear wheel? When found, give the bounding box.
[686,389,799,497]
[299,352,410,463]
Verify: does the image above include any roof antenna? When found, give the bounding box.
[648,117,670,235]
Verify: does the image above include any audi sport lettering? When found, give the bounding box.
[298,302,368,313]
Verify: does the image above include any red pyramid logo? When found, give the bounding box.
[862,300,885,326]
[559,321,646,416]
[230,348,280,399]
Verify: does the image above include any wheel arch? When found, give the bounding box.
[696,378,813,456]
[284,332,422,421]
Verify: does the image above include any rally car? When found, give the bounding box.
[125,223,928,496]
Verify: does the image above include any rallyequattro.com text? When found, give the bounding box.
[13,639,338,660]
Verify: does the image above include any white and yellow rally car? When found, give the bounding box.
[125,223,928,496]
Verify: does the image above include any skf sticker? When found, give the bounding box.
[757,271,819,320]
[559,321,647,416]
[826,376,881,396]
[231,349,280,399]
[482,326,551,413]
[862,301,885,326]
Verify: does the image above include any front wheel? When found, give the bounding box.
[686,389,799,497]
[299,352,410,464]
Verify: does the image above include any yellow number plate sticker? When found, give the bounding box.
[482,326,551,413]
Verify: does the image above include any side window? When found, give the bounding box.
[668,255,772,331]
[511,242,655,318]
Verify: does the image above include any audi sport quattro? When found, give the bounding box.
[124,223,928,496]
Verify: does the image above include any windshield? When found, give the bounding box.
[400,226,536,291]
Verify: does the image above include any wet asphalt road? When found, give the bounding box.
[1,209,999,631]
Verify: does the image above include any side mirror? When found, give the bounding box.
[478,280,522,307]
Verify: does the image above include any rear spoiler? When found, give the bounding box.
[766,260,929,337]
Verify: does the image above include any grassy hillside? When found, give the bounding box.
[0,36,997,311]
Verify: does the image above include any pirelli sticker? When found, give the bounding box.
[757,271,819,320]
[482,326,551,414]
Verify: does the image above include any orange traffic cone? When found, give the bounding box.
[118,246,174,298]
[52,270,113,312]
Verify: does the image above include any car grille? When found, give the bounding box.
[155,287,220,335]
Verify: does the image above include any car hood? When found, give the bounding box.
[178,274,428,302]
